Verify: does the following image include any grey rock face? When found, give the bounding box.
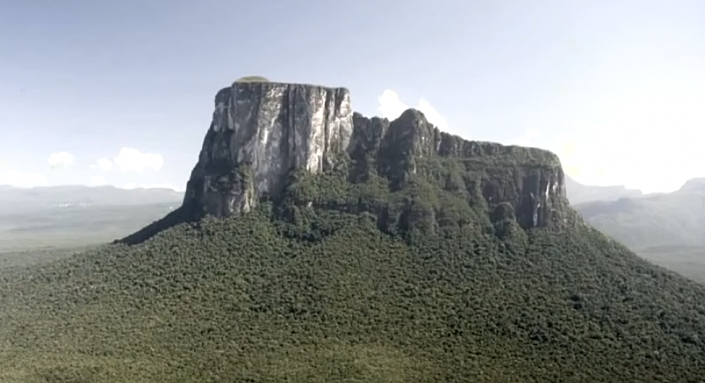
[353,109,570,230]
[348,113,390,182]
[183,82,353,218]
[120,81,572,245]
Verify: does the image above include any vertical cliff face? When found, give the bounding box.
[348,113,389,182]
[120,81,573,245]
[350,109,570,230]
[182,82,353,219]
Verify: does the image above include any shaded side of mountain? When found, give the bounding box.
[119,82,574,245]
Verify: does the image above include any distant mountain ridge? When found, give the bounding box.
[570,176,705,251]
[564,175,643,205]
[0,185,184,214]
[679,177,705,193]
[0,185,183,251]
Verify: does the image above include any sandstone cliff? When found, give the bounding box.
[352,109,569,230]
[119,81,572,245]
[182,82,352,219]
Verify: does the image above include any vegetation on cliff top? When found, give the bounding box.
[2,154,705,382]
[234,75,270,83]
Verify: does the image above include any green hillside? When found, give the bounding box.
[2,157,705,382]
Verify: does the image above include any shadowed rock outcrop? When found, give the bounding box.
[119,81,572,245]
[351,109,570,230]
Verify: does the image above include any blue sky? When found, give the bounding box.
[1,0,704,193]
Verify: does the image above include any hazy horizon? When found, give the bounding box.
[2,0,704,194]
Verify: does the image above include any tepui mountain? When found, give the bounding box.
[2,79,705,382]
[121,81,575,245]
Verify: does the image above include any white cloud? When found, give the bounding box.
[0,169,49,188]
[88,176,108,186]
[91,157,114,171]
[378,90,409,121]
[47,151,75,169]
[88,148,164,173]
[113,148,164,172]
[507,128,543,147]
[377,90,450,132]
[122,182,183,192]
[416,99,449,132]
